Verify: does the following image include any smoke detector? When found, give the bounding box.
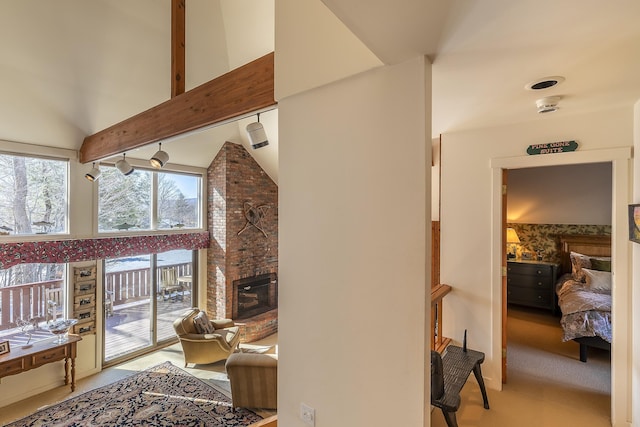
[536,96,561,114]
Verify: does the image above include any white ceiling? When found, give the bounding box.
[325,0,640,135]
[1,1,639,183]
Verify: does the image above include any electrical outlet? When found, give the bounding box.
[300,403,315,426]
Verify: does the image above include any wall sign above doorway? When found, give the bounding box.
[526,140,578,155]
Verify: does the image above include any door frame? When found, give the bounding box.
[491,147,631,425]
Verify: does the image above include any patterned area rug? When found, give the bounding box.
[6,361,262,427]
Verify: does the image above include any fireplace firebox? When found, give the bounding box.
[232,273,277,320]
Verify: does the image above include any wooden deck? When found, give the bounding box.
[104,292,193,362]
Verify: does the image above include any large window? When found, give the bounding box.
[98,167,152,232]
[157,172,200,230]
[98,166,200,233]
[0,153,68,235]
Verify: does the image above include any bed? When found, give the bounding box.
[556,234,612,362]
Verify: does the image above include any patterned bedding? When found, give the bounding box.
[556,274,612,343]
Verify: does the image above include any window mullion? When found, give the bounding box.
[151,172,158,230]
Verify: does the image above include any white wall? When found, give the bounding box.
[276,2,431,418]
[278,57,429,426]
[440,106,634,425]
[507,162,612,224]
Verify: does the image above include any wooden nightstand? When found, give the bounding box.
[507,260,559,314]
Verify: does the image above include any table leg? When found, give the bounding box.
[64,356,69,386]
[71,356,76,392]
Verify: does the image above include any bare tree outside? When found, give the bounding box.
[0,153,67,235]
[157,173,199,229]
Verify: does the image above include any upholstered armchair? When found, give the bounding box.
[226,352,278,410]
[172,308,241,366]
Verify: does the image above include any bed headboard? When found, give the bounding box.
[559,234,612,275]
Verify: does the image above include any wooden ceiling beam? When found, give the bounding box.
[79,52,276,164]
[171,0,185,97]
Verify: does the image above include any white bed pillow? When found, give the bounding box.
[569,251,591,282]
[583,268,612,294]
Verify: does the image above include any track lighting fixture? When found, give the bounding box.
[115,153,134,176]
[85,162,101,182]
[246,113,269,149]
[150,142,169,168]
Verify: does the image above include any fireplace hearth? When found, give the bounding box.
[232,273,277,320]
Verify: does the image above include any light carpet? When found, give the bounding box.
[5,361,262,427]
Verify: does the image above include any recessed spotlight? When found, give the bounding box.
[525,76,565,91]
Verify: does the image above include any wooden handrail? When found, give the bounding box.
[431,283,452,353]
[431,283,451,301]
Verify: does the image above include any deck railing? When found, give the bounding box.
[0,279,63,328]
[0,262,192,331]
[431,283,452,353]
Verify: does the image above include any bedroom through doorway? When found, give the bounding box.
[504,162,612,419]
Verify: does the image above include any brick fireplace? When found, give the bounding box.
[207,142,278,342]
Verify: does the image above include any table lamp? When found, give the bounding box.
[506,228,520,259]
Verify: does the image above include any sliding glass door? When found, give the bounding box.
[103,250,195,365]
[156,249,194,341]
[103,255,152,363]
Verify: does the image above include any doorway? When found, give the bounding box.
[491,147,631,424]
[505,162,612,416]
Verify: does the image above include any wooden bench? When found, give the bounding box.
[431,345,490,427]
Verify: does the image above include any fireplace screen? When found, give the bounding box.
[233,273,277,319]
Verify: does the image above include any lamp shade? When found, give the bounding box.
[246,122,269,149]
[85,163,101,182]
[115,154,134,176]
[506,228,520,244]
[150,143,169,168]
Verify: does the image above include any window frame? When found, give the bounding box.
[94,158,205,236]
[0,140,73,241]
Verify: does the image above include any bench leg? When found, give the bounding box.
[472,362,490,410]
[441,409,458,427]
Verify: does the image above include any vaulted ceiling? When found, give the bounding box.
[0,1,278,179]
[2,1,640,184]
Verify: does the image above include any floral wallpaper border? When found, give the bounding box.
[507,223,611,264]
[0,232,210,269]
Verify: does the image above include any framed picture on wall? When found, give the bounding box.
[629,204,640,243]
[0,340,10,355]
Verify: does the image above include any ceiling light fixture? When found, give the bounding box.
[115,153,134,176]
[85,162,101,182]
[246,113,269,149]
[150,142,169,168]
[525,76,565,91]
[536,96,561,114]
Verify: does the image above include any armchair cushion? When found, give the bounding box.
[193,310,215,334]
